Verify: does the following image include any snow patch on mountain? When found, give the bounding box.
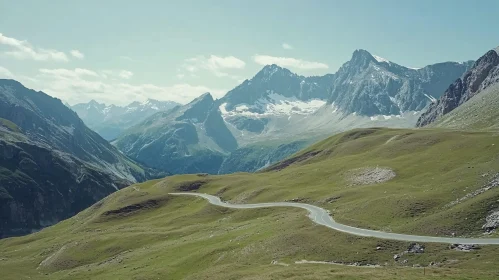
[220,92,326,118]
[370,114,403,121]
[373,55,390,64]
[424,93,437,103]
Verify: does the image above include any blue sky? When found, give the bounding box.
[0,0,498,105]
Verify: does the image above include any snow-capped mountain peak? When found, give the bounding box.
[373,54,391,64]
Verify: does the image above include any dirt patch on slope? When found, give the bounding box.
[264,151,321,172]
[336,128,381,144]
[102,197,169,218]
[347,167,396,186]
[174,180,208,191]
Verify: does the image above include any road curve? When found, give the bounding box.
[170,192,499,245]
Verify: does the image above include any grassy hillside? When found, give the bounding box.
[3,127,499,279]
[431,84,499,131]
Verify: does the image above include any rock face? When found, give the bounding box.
[0,79,164,238]
[72,99,179,140]
[328,49,473,116]
[483,210,499,233]
[417,49,499,127]
[114,93,238,174]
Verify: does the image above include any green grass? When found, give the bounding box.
[431,84,499,131]
[3,127,499,279]
[0,117,21,133]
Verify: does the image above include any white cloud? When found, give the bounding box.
[181,55,245,79]
[39,68,99,78]
[176,73,185,79]
[0,33,69,62]
[207,55,246,69]
[253,54,329,70]
[0,66,15,78]
[70,50,85,59]
[118,70,133,79]
[282,43,293,50]
[99,69,134,80]
[22,67,226,105]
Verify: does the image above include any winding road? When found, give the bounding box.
[170,192,499,245]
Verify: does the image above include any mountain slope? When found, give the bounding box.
[0,80,151,182]
[428,83,499,130]
[0,124,129,238]
[0,79,164,237]
[72,99,179,140]
[417,48,499,127]
[3,128,499,279]
[328,49,473,116]
[114,93,237,174]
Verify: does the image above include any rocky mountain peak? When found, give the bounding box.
[351,49,376,62]
[348,49,377,68]
[327,48,473,116]
[88,99,101,106]
[475,49,499,68]
[256,64,294,79]
[190,92,214,106]
[178,92,215,122]
[0,79,23,88]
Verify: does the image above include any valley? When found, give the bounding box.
[3,127,499,279]
[0,6,498,278]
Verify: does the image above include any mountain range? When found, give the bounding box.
[113,49,473,175]
[71,99,179,140]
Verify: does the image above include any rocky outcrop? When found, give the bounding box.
[483,210,499,233]
[417,49,499,127]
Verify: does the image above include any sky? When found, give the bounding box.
[0,0,498,106]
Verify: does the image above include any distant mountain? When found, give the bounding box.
[220,64,334,114]
[72,99,179,140]
[417,48,499,127]
[114,93,237,174]
[327,49,474,116]
[0,79,165,238]
[113,49,473,175]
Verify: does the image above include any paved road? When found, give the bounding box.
[170,192,499,245]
